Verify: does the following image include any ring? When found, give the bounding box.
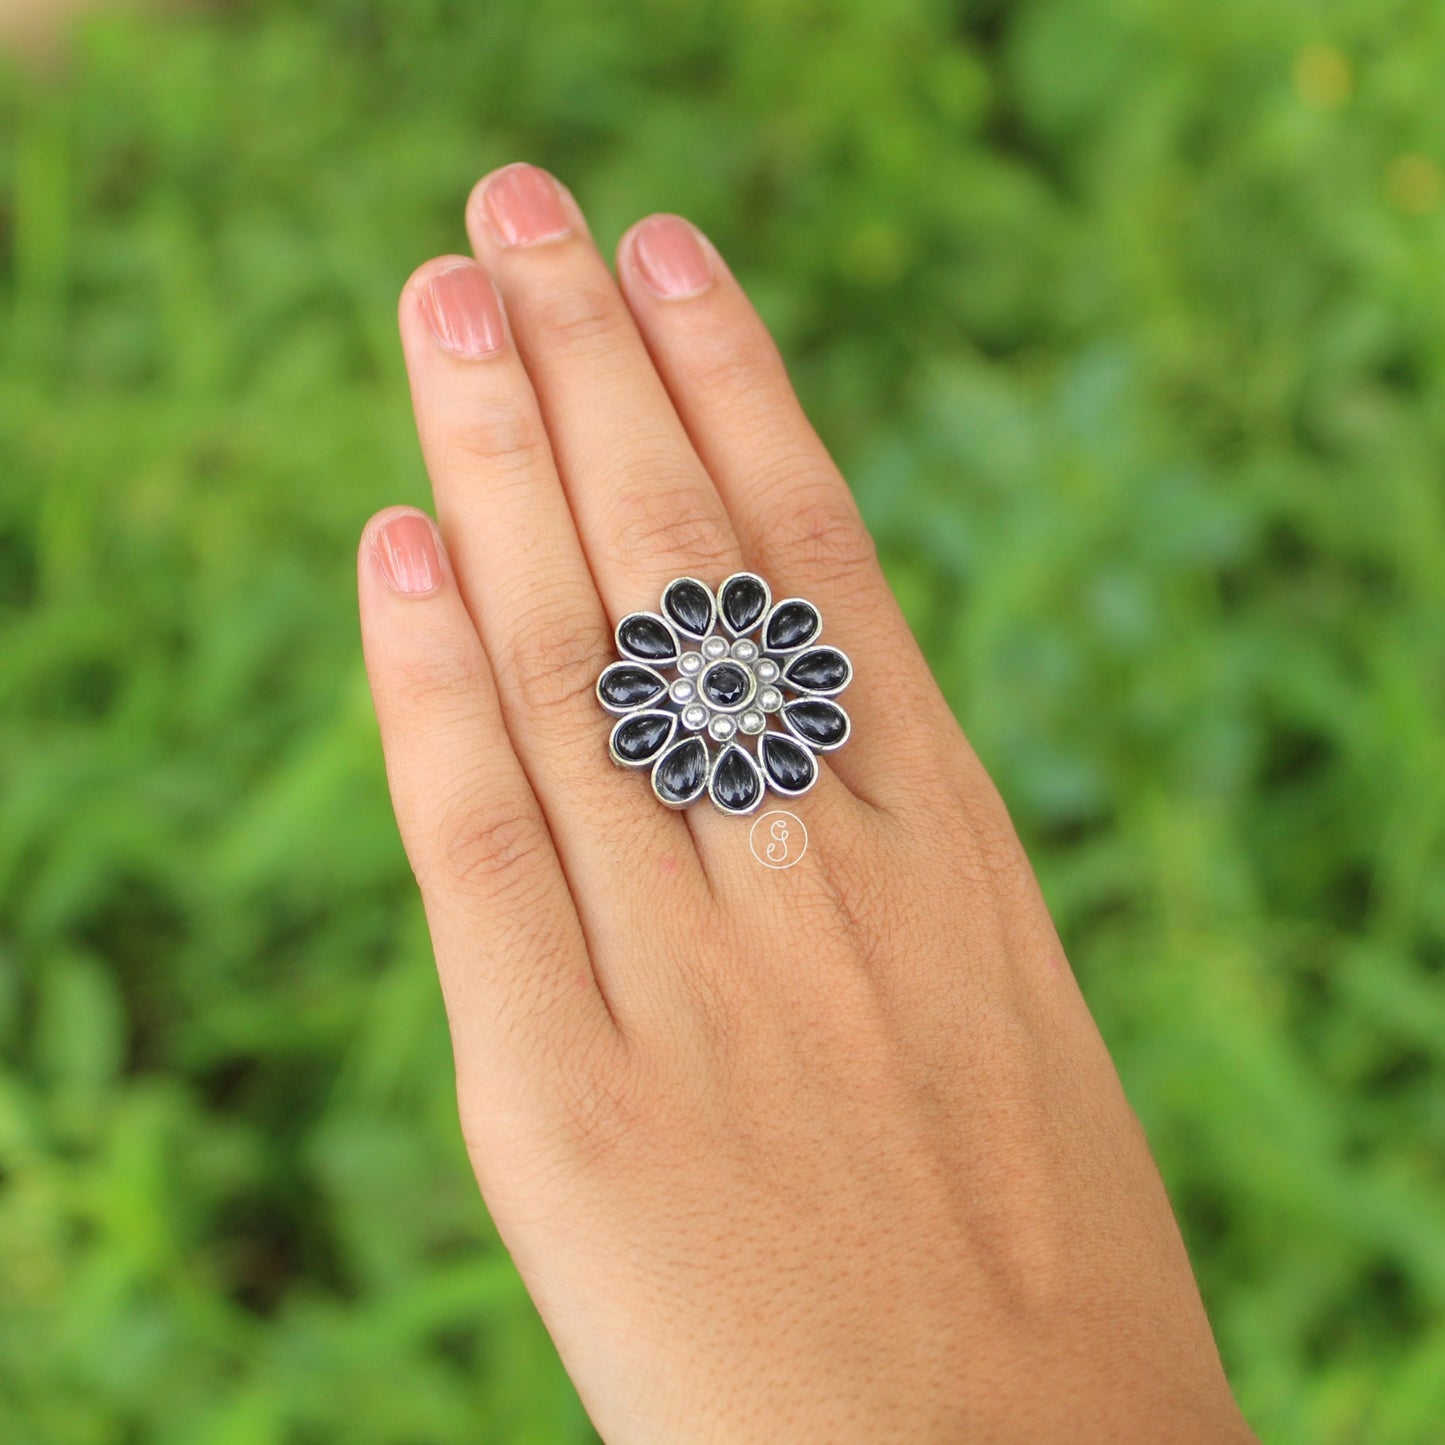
[596,573,852,815]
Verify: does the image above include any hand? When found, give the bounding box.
[357,163,1254,1443]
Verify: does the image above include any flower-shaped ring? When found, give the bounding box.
[595,573,852,815]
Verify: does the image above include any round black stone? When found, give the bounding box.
[719,574,768,633]
[783,647,850,694]
[598,663,665,710]
[617,613,678,663]
[613,711,672,763]
[662,579,715,638]
[783,698,848,748]
[654,737,708,803]
[711,745,761,811]
[761,733,816,792]
[700,661,750,708]
[764,600,820,652]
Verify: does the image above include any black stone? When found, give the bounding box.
[598,663,665,710]
[617,613,678,663]
[760,733,816,792]
[710,744,761,811]
[783,699,848,748]
[654,737,708,803]
[783,647,850,694]
[700,661,749,708]
[719,574,768,633]
[612,711,673,763]
[663,578,715,639]
[764,600,820,652]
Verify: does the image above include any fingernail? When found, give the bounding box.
[420,264,506,357]
[632,216,713,299]
[482,164,572,247]
[374,512,443,596]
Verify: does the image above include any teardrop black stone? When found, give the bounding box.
[613,711,673,763]
[654,737,708,804]
[720,574,768,633]
[617,613,678,663]
[711,745,761,811]
[783,647,851,694]
[700,661,749,708]
[783,699,848,748]
[663,579,714,638]
[598,663,665,710]
[764,600,820,652]
[761,733,816,792]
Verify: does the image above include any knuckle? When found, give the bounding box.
[529,279,625,352]
[430,780,551,895]
[614,479,737,572]
[392,640,490,724]
[765,475,879,580]
[551,1043,668,1173]
[684,326,781,403]
[932,788,1035,903]
[440,397,551,481]
[504,605,611,718]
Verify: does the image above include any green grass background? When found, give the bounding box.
[2,0,1443,1440]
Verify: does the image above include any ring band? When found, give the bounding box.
[596,573,852,815]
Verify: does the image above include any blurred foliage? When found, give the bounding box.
[1,0,1443,1440]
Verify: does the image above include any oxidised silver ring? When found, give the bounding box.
[596,573,852,815]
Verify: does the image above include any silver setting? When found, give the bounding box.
[780,697,852,753]
[698,658,757,714]
[716,571,773,639]
[607,708,678,769]
[596,660,669,717]
[597,575,852,812]
[760,597,823,655]
[661,576,717,641]
[707,742,765,815]
[781,645,853,698]
[614,609,681,668]
[651,735,710,807]
[758,732,819,798]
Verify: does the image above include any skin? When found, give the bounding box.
[357,162,1256,1443]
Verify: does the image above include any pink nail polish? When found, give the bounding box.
[420,264,506,357]
[483,164,572,247]
[374,512,443,596]
[632,216,712,299]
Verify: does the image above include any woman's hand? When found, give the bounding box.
[357,163,1253,1443]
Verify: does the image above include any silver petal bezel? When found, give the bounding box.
[780,696,852,753]
[707,741,766,815]
[660,576,718,642]
[758,730,820,798]
[608,708,678,769]
[715,571,773,639]
[650,735,711,808]
[595,660,670,717]
[781,645,853,697]
[760,596,823,656]
[615,610,682,667]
